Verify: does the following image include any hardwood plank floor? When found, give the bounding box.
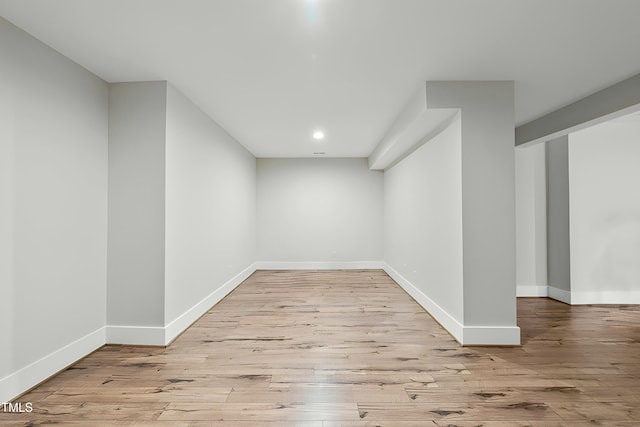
[1,269,639,426]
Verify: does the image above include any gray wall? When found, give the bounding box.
[165,84,256,323]
[426,81,517,333]
[546,136,571,292]
[107,82,167,327]
[384,81,519,345]
[0,18,108,400]
[384,116,464,321]
[515,143,547,295]
[257,158,383,264]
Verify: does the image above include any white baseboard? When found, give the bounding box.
[0,327,105,403]
[255,261,384,270]
[164,263,257,345]
[105,325,165,346]
[1,264,258,401]
[382,263,464,344]
[544,285,640,305]
[462,326,521,346]
[548,286,572,304]
[107,263,257,346]
[569,290,640,305]
[517,284,549,297]
[383,263,520,346]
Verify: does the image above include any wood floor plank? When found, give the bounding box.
[157,402,360,422]
[1,270,638,425]
[226,385,412,404]
[357,400,563,422]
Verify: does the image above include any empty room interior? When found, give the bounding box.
[1,1,640,425]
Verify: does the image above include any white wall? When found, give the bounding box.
[384,118,464,323]
[165,84,256,325]
[515,143,547,296]
[0,18,108,402]
[568,115,640,303]
[107,82,167,328]
[257,158,383,266]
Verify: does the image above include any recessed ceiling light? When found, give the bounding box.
[313,131,324,140]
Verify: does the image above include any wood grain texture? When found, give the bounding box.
[1,269,639,425]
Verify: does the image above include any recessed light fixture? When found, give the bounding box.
[312,131,324,140]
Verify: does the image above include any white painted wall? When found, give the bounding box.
[568,115,640,303]
[164,84,256,324]
[515,143,547,296]
[384,118,464,323]
[257,158,383,266]
[0,18,108,402]
[107,82,167,328]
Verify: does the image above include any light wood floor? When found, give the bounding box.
[2,270,639,426]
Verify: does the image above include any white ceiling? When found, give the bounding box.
[2,0,640,158]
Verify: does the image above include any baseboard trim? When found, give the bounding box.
[105,325,166,346]
[382,263,464,344]
[383,263,520,346]
[548,286,571,304]
[569,290,640,305]
[107,263,257,346]
[255,261,385,270]
[0,327,105,403]
[517,284,549,297]
[544,286,640,305]
[164,263,257,345]
[462,326,522,346]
